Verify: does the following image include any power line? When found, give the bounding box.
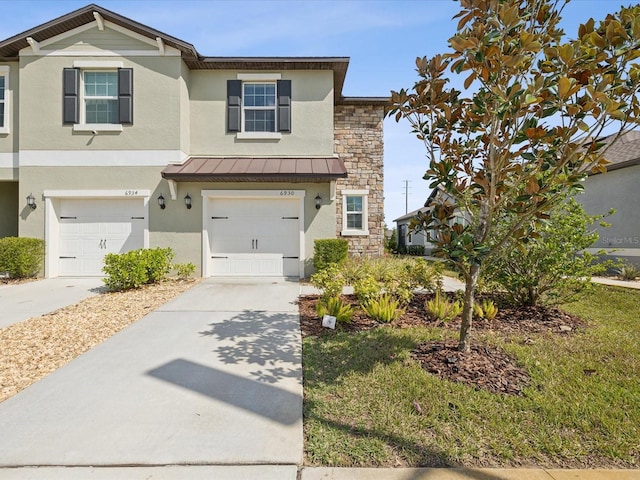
[403,180,411,214]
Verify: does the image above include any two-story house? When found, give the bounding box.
[0,4,386,278]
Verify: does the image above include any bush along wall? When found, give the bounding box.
[0,237,45,279]
[313,239,349,272]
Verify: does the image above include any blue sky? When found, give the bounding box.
[0,0,624,225]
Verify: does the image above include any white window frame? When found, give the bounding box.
[242,81,277,133]
[341,189,369,236]
[82,70,118,124]
[72,60,123,133]
[0,66,9,134]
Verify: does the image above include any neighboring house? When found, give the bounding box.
[578,130,640,266]
[393,206,430,253]
[0,4,386,278]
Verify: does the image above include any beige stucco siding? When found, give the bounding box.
[45,26,157,52]
[0,62,19,180]
[189,70,334,157]
[578,165,640,256]
[180,62,191,155]
[18,55,184,151]
[0,181,18,237]
[19,164,335,276]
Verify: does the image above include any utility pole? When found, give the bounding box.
[403,180,411,214]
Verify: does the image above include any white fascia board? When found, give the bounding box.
[237,73,282,81]
[73,60,124,68]
[44,189,150,198]
[201,189,306,199]
[0,152,19,169]
[22,49,181,57]
[20,150,186,167]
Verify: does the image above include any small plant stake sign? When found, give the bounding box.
[322,314,336,329]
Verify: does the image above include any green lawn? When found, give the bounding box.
[302,285,640,468]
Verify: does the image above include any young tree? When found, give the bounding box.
[388,0,640,351]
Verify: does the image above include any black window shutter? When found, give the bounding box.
[227,80,242,132]
[277,79,291,133]
[118,68,133,124]
[63,68,79,124]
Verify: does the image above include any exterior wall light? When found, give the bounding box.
[184,194,192,209]
[158,194,166,210]
[27,193,37,210]
[315,194,322,210]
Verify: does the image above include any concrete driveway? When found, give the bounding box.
[0,277,302,479]
[0,277,104,328]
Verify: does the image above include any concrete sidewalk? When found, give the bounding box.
[0,277,302,469]
[0,277,104,328]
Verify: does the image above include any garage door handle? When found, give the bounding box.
[282,216,299,219]
[283,256,299,259]
[131,216,144,220]
[211,256,228,259]
[211,216,228,219]
[252,239,255,249]
[60,256,76,259]
[60,216,77,219]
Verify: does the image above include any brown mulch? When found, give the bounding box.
[299,292,586,395]
[411,341,531,395]
[0,279,199,403]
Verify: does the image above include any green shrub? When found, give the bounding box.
[316,296,354,324]
[482,199,611,306]
[103,247,174,291]
[103,251,148,291]
[362,294,405,323]
[313,239,349,272]
[615,261,640,281]
[425,290,462,322]
[173,262,196,279]
[310,263,345,301]
[473,299,498,320]
[140,247,174,283]
[407,245,425,256]
[0,237,45,278]
[341,257,367,285]
[354,274,381,305]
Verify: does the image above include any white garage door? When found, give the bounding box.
[208,197,300,277]
[58,198,145,276]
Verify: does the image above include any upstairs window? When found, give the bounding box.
[243,83,276,132]
[227,78,291,136]
[0,66,8,133]
[84,71,118,124]
[63,66,133,130]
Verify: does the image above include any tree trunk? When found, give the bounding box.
[458,263,480,352]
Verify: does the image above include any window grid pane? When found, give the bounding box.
[245,109,275,132]
[347,213,363,229]
[0,103,4,128]
[0,76,5,100]
[244,83,276,107]
[346,196,363,213]
[84,72,117,98]
[85,99,118,124]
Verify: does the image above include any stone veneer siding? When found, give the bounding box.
[334,104,385,257]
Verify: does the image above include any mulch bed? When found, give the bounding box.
[298,293,586,395]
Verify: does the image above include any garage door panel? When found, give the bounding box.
[208,196,300,277]
[58,199,145,277]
